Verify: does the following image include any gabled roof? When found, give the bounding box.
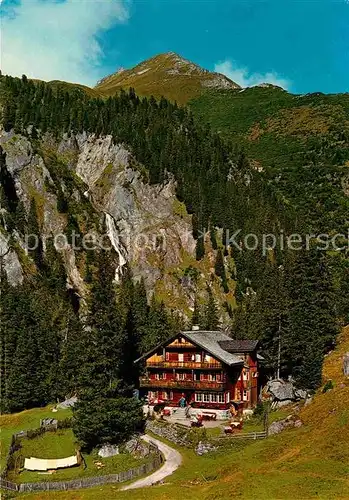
[218,339,259,353]
[181,330,243,366]
[135,330,245,367]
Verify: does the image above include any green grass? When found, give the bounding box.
[7,428,153,484]
[0,406,72,470]
[6,330,349,499]
[17,325,349,500]
[189,86,349,170]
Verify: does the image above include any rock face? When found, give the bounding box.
[344,354,349,376]
[0,232,23,286]
[98,444,119,458]
[0,128,233,321]
[72,133,195,290]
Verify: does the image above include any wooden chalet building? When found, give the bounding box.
[135,329,260,410]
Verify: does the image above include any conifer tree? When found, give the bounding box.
[202,286,220,330]
[7,326,42,412]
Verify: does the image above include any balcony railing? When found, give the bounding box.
[140,378,226,391]
[166,341,196,348]
[145,361,222,370]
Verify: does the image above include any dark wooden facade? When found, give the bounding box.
[137,331,259,410]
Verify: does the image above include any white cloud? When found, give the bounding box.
[1,0,130,86]
[214,60,291,90]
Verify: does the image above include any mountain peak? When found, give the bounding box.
[96,52,240,104]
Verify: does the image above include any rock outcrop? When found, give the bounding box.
[98,444,119,458]
[268,415,303,436]
[265,379,309,407]
[0,232,23,286]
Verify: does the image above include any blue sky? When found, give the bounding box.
[2,0,349,94]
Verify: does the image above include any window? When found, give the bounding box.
[217,393,225,403]
[243,390,249,401]
[194,372,200,381]
[243,371,250,381]
[162,391,168,400]
[195,393,202,402]
[195,354,201,362]
[208,373,216,381]
[148,391,155,399]
[252,371,259,378]
[170,391,173,400]
[165,352,169,361]
[210,393,217,402]
[203,393,210,402]
[226,392,230,403]
[176,372,185,380]
[178,353,184,362]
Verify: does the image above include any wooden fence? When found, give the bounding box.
[215,431,267,441]
[147,420,268,450]
[0,452,162,492]
[0,421,72,483]
[0,421,162,493]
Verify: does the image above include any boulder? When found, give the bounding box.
[266,379,310,403]
[304,396,313,407]
[343,353,349,377]
[266,380,295,401]
[40,418,58,427]
[294,388,308,400]
[268,415,303,436]
[124,437,149,458]
[195,441,218,456]
[98,444,119,458]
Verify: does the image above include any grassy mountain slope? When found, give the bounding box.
[95,52,240,104]
[13,326,349,499]
[189,86,349,170]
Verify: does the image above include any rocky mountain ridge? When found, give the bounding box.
[95,52,240,104]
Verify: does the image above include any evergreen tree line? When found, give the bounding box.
[0,74,348,392]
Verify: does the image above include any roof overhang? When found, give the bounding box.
[134,331,244,367]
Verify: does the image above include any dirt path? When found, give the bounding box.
[121,434,182,490]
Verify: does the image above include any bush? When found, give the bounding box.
[322,380,334,393]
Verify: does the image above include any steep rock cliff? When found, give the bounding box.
[0,129,235,323]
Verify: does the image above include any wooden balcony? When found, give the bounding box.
[166,340,196,348]
[140,378,226,391]
[145,360,222,370]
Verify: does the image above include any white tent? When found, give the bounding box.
[24,454,78,471]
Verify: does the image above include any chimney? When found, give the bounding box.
[192,325,200,331]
